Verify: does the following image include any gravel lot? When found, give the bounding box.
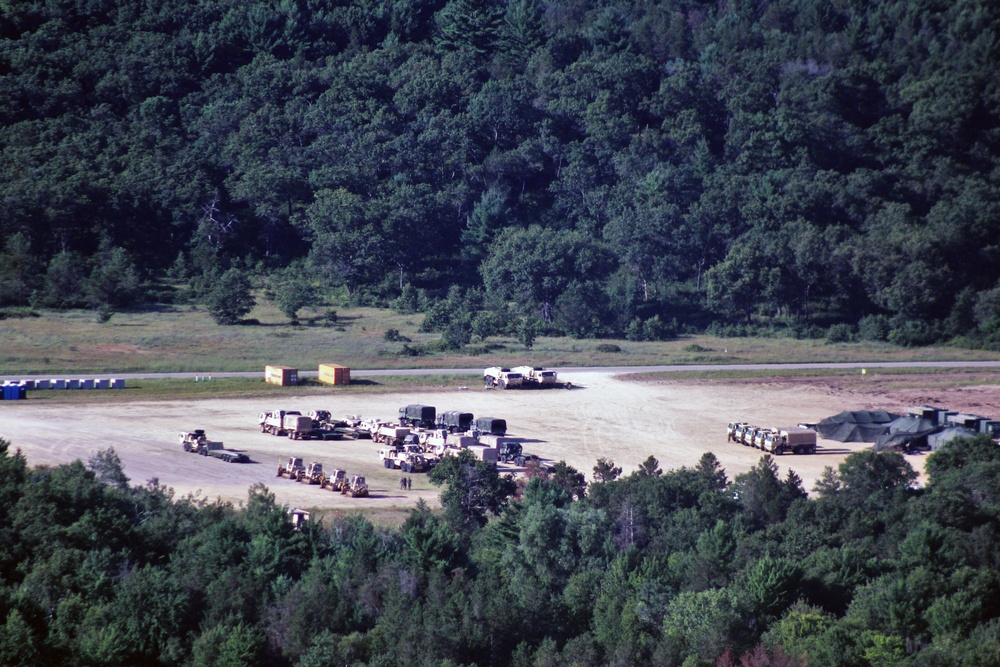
[4,371,997,511]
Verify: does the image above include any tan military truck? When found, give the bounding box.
[484,367,524,389]
[762,428,817,455]
[259,410,316,439]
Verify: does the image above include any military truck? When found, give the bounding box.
[727,422,748,442]
[372,425,411,446]
[437,410,474,433]
[179,430,249,463]
[342,475,369,497]
[484,367,524,389]
[259,410,316,439]
[399,404,437,429]
[752,427,774,450]
[512,366,569,388]
[474,417,507,436]
[496,439,523,464]
[277,456,306,480]
[379,446,430,472]
[762,428,817,455]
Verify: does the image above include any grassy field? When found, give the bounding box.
[2,298,1000,375]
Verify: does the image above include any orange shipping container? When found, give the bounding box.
[265,365,298,386]
[318,363,351,385]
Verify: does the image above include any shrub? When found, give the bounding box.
[383,328,411,342]
[825,323,855,343]
[595,343,622,353]
[858,314,891,342]
[888,319,936,347]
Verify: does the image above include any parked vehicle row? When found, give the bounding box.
[726,422,817,454]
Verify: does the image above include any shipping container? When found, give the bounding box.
[96,379,110,389]
[318,363,351,385]
[265,365,299,386]
[111,379,126,389]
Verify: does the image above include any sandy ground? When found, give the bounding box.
[3,371,999,512]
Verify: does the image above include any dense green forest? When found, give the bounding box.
[2,0,1000,345]
[2,437,1000,666]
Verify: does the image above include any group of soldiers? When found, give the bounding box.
[399,476,413,490]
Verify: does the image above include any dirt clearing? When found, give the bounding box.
[3,371,999,512]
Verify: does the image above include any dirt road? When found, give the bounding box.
[3,371,998,512]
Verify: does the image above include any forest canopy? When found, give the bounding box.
[2,0,1000,344]
[2,436,1000,666]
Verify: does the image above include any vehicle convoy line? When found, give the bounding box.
[4,360,1000,383]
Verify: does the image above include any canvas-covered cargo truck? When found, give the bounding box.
[762,427,817,455]
[399,404,437,429]
[437,410,474,433]
[474,417,507,436]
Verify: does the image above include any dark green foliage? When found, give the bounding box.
[0,0,997,342]
[2,437,1000,665]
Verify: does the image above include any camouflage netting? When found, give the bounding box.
[873,416,940,452]
[816,410,900,442]
[927,426,980,451]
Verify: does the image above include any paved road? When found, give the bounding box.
[5,360,1000,383]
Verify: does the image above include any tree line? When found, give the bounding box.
[1,436,1000,666]
[2,0,1000,346]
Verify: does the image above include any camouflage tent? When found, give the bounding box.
[927,426,979,451]
[872,416,940,451]
[816,410,900,443]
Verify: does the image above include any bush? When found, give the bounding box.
[888,319,937,347]
[383,328,411,342]
[595,343,622,353]
[858,314,891,342]
[392,284,420,314]
[95,304,114,323]
[441,320,472,350]
[825,323,855,343]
